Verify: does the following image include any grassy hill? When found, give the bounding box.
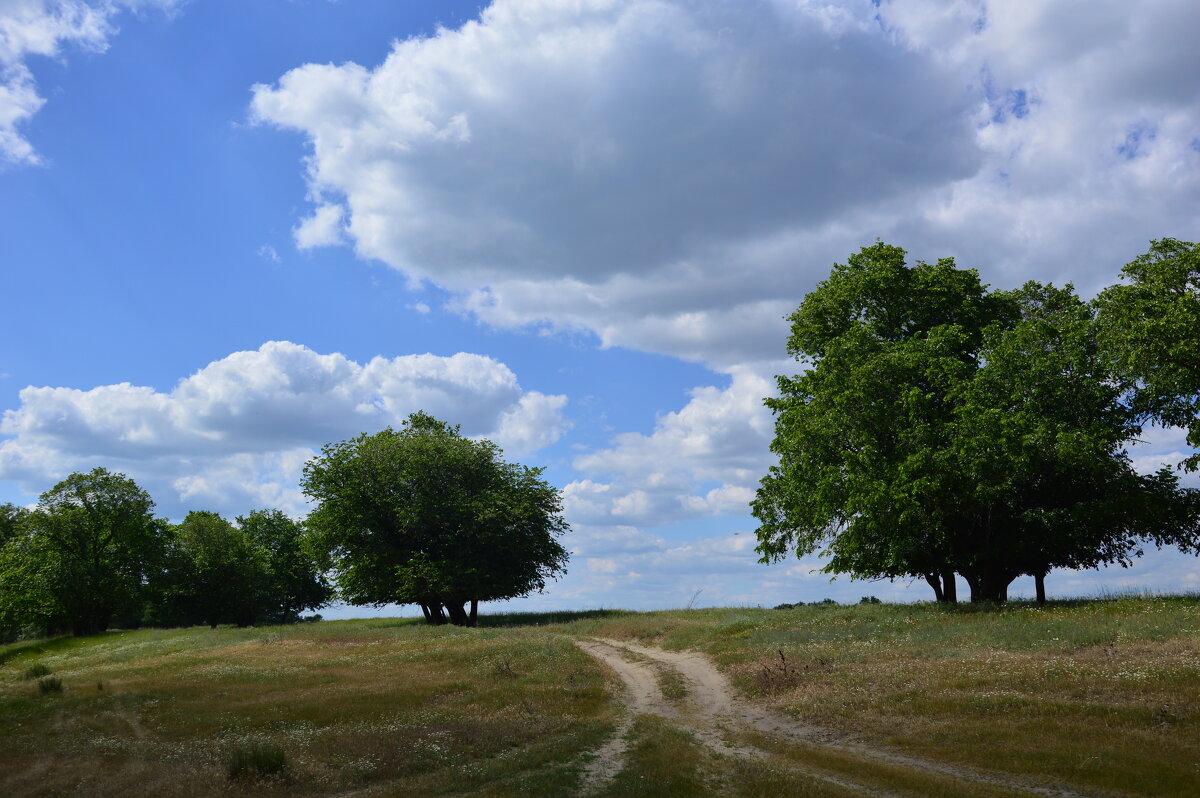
[2,596,1198,797]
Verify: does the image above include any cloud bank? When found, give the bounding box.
[0,341,567,516]
[253,0,1200,368]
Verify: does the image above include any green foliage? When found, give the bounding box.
[1095,238,1200,471]
[172,511,266,628]
[755,243,1199,602]
[0,502,25,548]
[3,468,168,636]
[226,742,289,781]
[0,505,58,641]
[237,509,333,623]
[302,411,570,625]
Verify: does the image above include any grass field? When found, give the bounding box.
[1,596,1197,797]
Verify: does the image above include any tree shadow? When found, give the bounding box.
[476,609,633,628]
[0,634,81,666]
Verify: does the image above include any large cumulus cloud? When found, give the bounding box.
[251,0,982,366]
[0,341,567,516]
[252,0,1200,368]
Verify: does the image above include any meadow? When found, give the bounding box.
[1,596,1197,797]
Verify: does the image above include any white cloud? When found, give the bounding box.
[0,341,567,516]
[563,364,782,527]
[0,0,179,163]
[253,0,1200,368]
[293,202,346,249]
[251,0,980,367]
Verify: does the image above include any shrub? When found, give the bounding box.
[859,596,882,604]
[227,742,289,781]
[23,663,51,680]
[811,598,838,606]
[37,676,63,694]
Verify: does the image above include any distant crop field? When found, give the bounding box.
[2,597,1197,797]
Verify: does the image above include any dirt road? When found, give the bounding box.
[574,637,1097,797]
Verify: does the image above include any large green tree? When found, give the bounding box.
[1095,238,1200,471]
[302,412,570,626]
[754,243,1198,602]
[14,468,167,635]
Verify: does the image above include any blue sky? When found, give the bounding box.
[2,0,1199,616]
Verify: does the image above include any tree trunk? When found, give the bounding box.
[445,602,469,627]
[963,573,979,602]
[469,599,478,628]
[420,604,433,624]
[965,570,1015,602]
[1035,572,1047,604]
[940,568,958,603]
[923,573,944,602]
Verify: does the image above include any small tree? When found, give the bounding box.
[302,412,569,626]
[17,469,166,635]
[174,511,267,628]
[237,509,332,623]
[0,503,54,641]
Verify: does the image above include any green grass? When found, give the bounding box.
[1,595,1197,796]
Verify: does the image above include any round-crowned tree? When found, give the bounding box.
[301,412,569,626]
[13,468,167,636]
[754,243,1199,603]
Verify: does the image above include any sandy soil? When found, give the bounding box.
[575,637,1098,798]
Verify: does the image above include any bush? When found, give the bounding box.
[227,742,289,781]
[811,598,838,606]
[859,596,882,604]
[37,676,63,694]
[23,663,52,680]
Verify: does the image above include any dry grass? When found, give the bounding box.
[0,620,615,797]
[557,595,1200,797]
[2,596,1197,797]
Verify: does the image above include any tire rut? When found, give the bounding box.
[576,637,1101,798]
[574,639,895,797]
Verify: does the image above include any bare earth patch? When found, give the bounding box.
[576,637,1102,798]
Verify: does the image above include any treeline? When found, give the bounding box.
[0,412,569,640]
[0,469,330,642]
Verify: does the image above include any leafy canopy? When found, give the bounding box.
[302,412,569,623]
[754,243,1198,601]
[9,468,167,635]
[1095,238,1200,470]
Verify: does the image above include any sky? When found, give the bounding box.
[1,0,1199,618]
